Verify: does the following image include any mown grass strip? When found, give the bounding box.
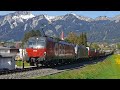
[32,55,120,79]
[16,60,30,67]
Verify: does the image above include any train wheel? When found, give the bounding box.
[30,62,34,66]
[49,63,54,67]
[35,62,38,67]
[43,61,50,67]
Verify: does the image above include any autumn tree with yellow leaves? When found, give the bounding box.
[65,32,88,46]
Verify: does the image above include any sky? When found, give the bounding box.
[0,11,120,19]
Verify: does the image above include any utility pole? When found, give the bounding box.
[22,47,24,69]
[61,31,64,40]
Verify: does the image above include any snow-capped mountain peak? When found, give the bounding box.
[63,13,93,21]
[44,15,55,19]
[42,14,56,22]
[12,11,35,20]
[14,11,31,16]
[18,14,34,19]
[111,15,120,23]
[95,16,110,21]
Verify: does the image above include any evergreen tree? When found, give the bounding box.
[36,30,41,36]
[81,32,84,45]
[82,33,87,46]
[77,34,82,45]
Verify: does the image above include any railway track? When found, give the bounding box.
[0,55,110,79]
[0,59,89,76]
[0,66,43,75]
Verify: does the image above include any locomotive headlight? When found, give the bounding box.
[44,52,46,56]
[36,45,41,48]
[36,46,40,48]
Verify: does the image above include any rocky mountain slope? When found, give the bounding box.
[0,11,120,43]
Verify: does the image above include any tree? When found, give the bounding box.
[90,43,100,50]
[65,32,88,46]
[77,32,87,46]
[82,32,87,46]
[36,30,41,36]
[65,32,78,44]
[77,34,82,45]
[117,43,120,49]
[21,30,41,47]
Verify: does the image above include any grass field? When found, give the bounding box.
[16,60,30,67]
[32,54,120,79]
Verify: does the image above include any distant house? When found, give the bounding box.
[0,41,22,49]
[115,50,120,54]
[0,46,10,54]
[0,46,19,55]
[0,45,27,61]
[14,41,22,48]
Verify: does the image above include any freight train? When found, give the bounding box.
[25,36,113,67]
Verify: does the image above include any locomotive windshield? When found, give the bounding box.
[28,37,46,48]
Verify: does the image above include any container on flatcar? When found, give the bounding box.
[75,45,88,60]
[86,47,96,59]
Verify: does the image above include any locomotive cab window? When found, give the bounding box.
[28,41,36,48]
[37,39,46,48]
[28,37,46,48]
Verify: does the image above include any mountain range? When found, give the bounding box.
[0,11,120,43]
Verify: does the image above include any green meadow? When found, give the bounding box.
[32,55,120,79]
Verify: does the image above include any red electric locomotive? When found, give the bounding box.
[26,36,76,66]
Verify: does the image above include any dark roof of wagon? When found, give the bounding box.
[59,41,76,46]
